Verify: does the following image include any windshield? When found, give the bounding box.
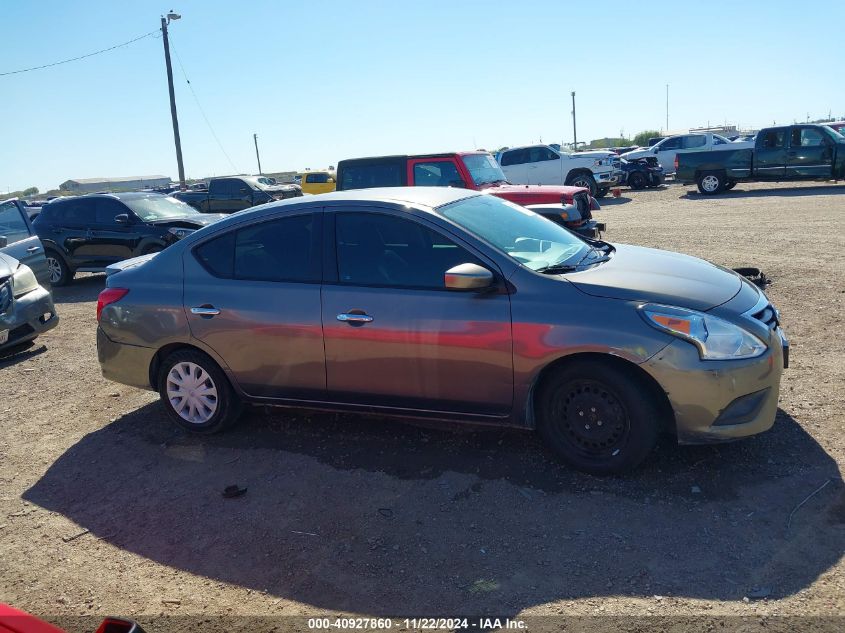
[122,195,198,220]
[463,154,507,186]
[438,194,589,271]
[256,177,277,186]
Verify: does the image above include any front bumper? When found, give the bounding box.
[97,326,157,390]
[640,331,786,444]
[0,286,58,352]
[595,170,623,186]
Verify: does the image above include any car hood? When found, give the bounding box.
[568,244,742,311]
[573,150,616,159]
[0,252,18,279]
[482,183,589,200]
[146,214,227,228]
[620,148,653,160]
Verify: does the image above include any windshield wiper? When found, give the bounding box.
[536,263,579,274]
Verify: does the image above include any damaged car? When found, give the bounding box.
[33,193,227,286]
[0,252,58,356]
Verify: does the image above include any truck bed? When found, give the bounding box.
[675,148,753,183]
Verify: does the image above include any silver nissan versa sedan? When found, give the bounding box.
[96,187,788,474]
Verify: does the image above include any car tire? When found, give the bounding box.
[724,181,737,190]
[595,186,609,198]
[697,171,726,195]
[45,250,72,287]
[536,359,661,475]
[627,171,647,190]
[157,349,243,434]
[566,172,598,197]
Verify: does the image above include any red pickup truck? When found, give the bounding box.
[336,151,603,236]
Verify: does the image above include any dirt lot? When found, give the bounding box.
[1,181,844,632]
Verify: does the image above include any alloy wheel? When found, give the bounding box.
[46,257,63,284]
[701,175,720,192]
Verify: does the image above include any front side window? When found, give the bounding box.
[760,129,786,149]
[659,137,683,150]
[94,199,129,224]
[336,212,479,288]
[412,161,463,187]
[792,127,825,147]
[0,201,31,244]
[527,146,559,162]
[439,194,589,271]
[195,214,316,282]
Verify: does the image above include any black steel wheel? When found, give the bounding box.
[627,171,647,190]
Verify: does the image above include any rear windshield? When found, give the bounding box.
[339,162,404,190]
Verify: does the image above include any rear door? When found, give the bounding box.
[407,158,466,188]
[525,146,563,185]
[498,148,529,184]
[49,198,99,267]
[183,211,326,399]
[785,126,834,178]
[0,200,49,287]
[754,128,788,178]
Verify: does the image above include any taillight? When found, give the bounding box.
[674,154,679,171]
[97,288,129,321]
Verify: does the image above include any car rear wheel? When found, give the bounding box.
[697,171,726,195]
[158,349,242,434]
[724,181,737,190]
[627,171,647,190]
[45,250,71,286]
[536,360,661,475]
[566,172,598,197]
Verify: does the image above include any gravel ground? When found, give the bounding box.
[1,180,843,632]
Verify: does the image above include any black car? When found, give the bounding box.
[32,192,226,286]
[620,157,665,189]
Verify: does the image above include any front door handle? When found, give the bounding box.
[191,306,220,317]
[337,312,373,324]
[26,246,41,253]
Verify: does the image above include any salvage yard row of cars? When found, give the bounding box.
[1,134,812,474]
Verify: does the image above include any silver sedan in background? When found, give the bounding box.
[96,188,787,474]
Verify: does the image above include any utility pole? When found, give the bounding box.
[571,91,577,149]
[666,84,669,131]
[253,133,263,175]
[161,13,185,190]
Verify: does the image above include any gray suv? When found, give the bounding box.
[96,188,788,474]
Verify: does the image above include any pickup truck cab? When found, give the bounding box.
[496,145,622,198]
[676,124,845,194]
[173,176,302,213]
[336,151,603,236]
[622,133,748,175]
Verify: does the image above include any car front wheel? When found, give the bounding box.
[536,360,661,475]
[158,349,242,434]
[566,173,598,197]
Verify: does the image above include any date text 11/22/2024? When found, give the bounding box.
[307,618,527,630]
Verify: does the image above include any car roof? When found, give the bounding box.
[48,191,169,203]
[294,186,478,208]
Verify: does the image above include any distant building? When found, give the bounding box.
[59,175,171,193]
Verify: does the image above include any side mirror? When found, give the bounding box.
[0,235,7,248]
[653,147,659,154]
[444,263,494,291]
[114,214,129,225]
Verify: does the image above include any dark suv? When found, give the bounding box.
[33,192,226,286]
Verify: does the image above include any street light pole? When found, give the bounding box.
[571,91,577,149]
[160,13,185,190]
[253,133,263,175]
[665,84,669,132]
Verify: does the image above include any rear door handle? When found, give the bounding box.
[191,306,220,317]
[337,312,373,324]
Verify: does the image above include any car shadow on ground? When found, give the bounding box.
[0,342,45,368]
[49,274,105,305]
[595,196,631,206]
[681,184,845,200]
[24,404,844,616]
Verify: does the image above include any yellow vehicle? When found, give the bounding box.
[297,170,336,195]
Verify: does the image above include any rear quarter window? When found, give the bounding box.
[339,162,404,190]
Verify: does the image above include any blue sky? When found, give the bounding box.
[2,0,844,193]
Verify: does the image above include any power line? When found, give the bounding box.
[0,29,160,77]
[168,34,239,174]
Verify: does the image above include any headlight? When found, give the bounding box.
[168,227,196,240]
[639,304,767,360]
[12,263,39,297]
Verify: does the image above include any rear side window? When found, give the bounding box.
[760,129,786,149]
[683,136,706,149]
[194,214,317,283]
[412,161,463,187]
[339,162,404,190]
[305,173,329,184]
[0,201,31,244]
[52,199,96,224]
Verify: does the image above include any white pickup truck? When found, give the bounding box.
[496,144,622,198]
[621,133,753,175]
